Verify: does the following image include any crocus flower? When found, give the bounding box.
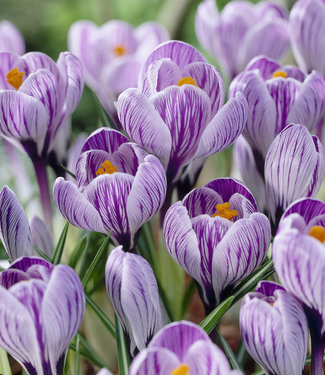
[53,128,167,250]
[290,0,325,76]
[68,20,169,124]
[195,0,289,80]
[240,281,308,375]
[163,178,271,311]
[0,186,53,261]
[117,40,247,187]
[229,55,325,158]
[129,321,242,375]
[0,20,25,54]
[105,246,165,354]
[273,198,325,374]
[0,256,85,375]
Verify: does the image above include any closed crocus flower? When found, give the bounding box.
[265,124,325,227]
[68,20,169,124]
[273,198,325,374]
[117,40,247,186]
[290,0,325,76]
[53,128,167,250]
[163,178,271,311]
[240,281,308,375]
[0,51,83,159]
[0,256,85,375]
[0,186,54,261]
[0,20,25,54]
[105,246,165,355]
[129,321,242,375]
[195,0,289,80]
[229,55,325,158]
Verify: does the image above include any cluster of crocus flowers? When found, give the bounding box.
[0,257,85,375]
[195,0,289,80]
[53,127,167,250]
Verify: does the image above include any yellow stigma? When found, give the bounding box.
[113,45,126,57]
[6,67,25,90]
[96,160,118,176]
[309,225,325,243]
[171,364,190,375]
[271,70,287,79]
[177,77,199,87]
[212,202,238,221]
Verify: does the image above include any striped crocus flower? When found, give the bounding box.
[116,40,247,186]
[0,257,85,375]
[290,0,325,76]
[0,186,53,260]
[129,321,243,375]
[163,178,271,311]
[273,198,325,374]
[53,128,167,250]
[195,0,289,80]
[240,281,308,375]
[105,246,165,355]
[0,20,25,54]
[68,20,169,125]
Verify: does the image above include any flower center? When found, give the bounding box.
[6,67,25,90]
[212,202,238,221]
[271,70,287,79]
[177,77,199,87]
[113,45,126,57]
[171,364,189,375]
[96,160,118,175]
[309,225,325,243]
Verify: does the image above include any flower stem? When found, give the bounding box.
[32,157,53,234]
[311,335,325,375]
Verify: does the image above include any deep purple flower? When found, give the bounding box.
[0,256,85,375]
[195,0,289,80]
[117,40,247,185]
[0,20,25,54]
[129,321,242,375]
[240,281,308,375]
[163,178,271,310]
[229,55,325,158]
[68,20,169,123]
[273,198,325,374]
[53,128,167,250]
[105,246,165,354]
[290,0,325,76]
[0,186,53,260]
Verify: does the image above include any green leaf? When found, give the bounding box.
[60,164,76,179]
[0,348,12,375]
[181,279,196,318]
[69,235,88,268]
[86,295,115,338]
[216,328,245,373]
[75,334,80,375]
[52,222,69,265]
[82,233,111,289]
[33,245,52,262]
[115,315,130,375]
[251,371,265,375]
[199,296,234,334]
[93,92,114,128]
[70,334,107,369]
[236,340,248,366]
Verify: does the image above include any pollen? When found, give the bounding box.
[113,45,126,57]
[212,202,238,221]
[309,225,325,243]
[177,77,199,87]
[171,364,190,375]
[6,67,25,90]
[271,70,287,79]
[96,160,118,176]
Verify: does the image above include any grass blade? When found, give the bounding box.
[0,348,11,375]
[52,222,69,265]
[86,295,115,338]
[115,315,130,375]
[75,334,80,375]
[33,246,52,262]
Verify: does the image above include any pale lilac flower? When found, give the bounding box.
[195,0,289,80]
[0,186,53,261]
[105,246,165,354]
[164,178,271,310]
[129,321,242,375]
[0,257,85,375]
[0,20,25,54]
[53,128,167,250]
[68,20,169,124]
[240,281,308,375]
[290,0,325,76]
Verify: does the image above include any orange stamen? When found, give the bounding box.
[212,202,238,221]
[177,77,199,87]
[309,225,325,243]
[271,70,287,79]
[171,364,190,375]
[96,160,118,176]
[113,45,126,57]
[6,67,25,90]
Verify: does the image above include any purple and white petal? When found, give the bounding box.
[30,216,54,258]
[0,21,25,55]
[0,52,27,90]
[81,127,129,153]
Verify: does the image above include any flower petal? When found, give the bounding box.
[0,52,27,90]
[81,127,129,153]
[0,21,25,55]
[30,216,54,258]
